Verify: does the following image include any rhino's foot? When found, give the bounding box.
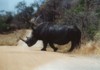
[54,48,58,52]
[41,48,46,51]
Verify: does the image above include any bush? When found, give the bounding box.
[87,24,98,40]
[0,22,10,33]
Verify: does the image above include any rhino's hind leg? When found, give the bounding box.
[68,41,76,52]
[49,43,58,52]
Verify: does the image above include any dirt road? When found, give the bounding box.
[0,46,100,70]
[0,46,66,70]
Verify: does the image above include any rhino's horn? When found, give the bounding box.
[20,37,26,42]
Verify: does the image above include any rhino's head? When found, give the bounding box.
[20,36,37,47]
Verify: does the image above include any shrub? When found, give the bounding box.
[0,21,10,33]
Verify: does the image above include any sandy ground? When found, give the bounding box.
[0,46,100,70]
[0,46,66,70]
[0,30,100,70]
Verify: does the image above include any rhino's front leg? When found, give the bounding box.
[41,41,48,51]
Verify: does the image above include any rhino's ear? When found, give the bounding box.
[31,26,34,29]
[33,27,36,32]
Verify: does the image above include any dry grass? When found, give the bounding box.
[73,41,100,55]
[57,41,100,55]
[0,30,26,46]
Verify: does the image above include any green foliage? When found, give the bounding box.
[15,1,40,28]
[87,24,98,40]
[68,0,99,40]
[73,0,85,13]
[15,1,39,14]
[0,14,10,33]
[0,20,10,33]
[73,5,84,13]
[79,0,85,6]
[96,9,100,18]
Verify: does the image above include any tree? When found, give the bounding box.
[15,1,39,28]
[33,0,64,22]
[5,12,13,24]
[33,0,75,23]
[0,11,13,33]
[15,1,27,13]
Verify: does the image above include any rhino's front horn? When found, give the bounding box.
[20,37,26,42]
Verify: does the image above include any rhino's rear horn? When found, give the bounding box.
[26,37,30,39]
